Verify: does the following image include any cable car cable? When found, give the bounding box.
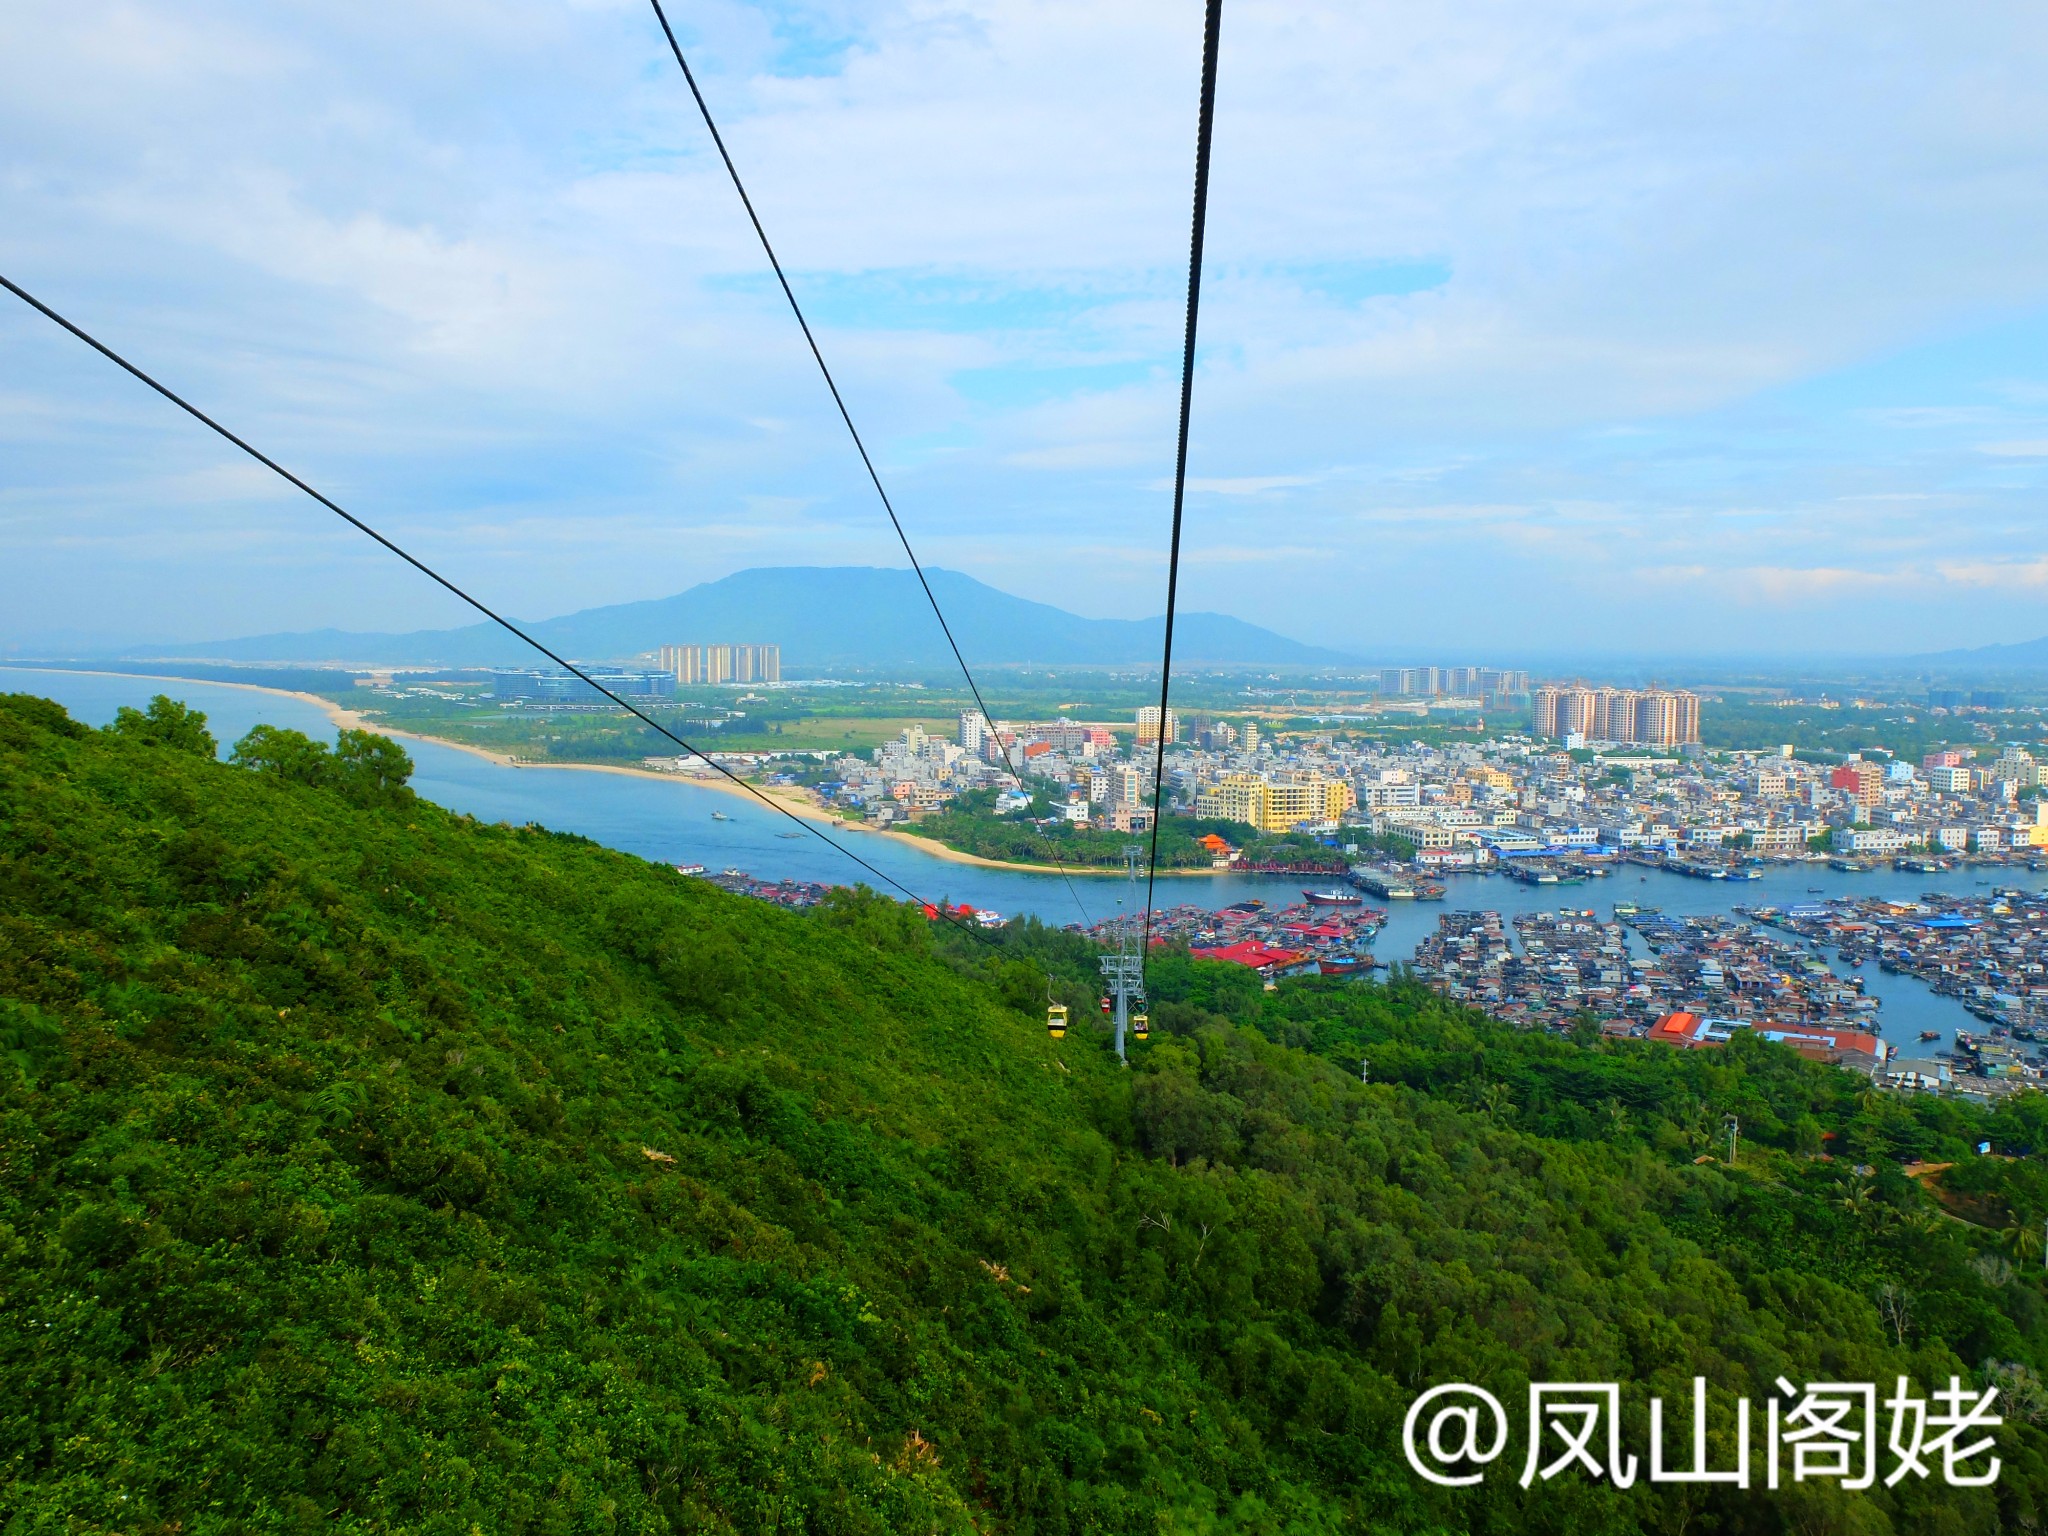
[1140,0,1223,958]
[642,0,1095,931]
[0,271,1003,951]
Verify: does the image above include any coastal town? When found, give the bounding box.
[700,673,2048,876]
[647,669,2048,1102]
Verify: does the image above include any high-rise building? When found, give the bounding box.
[1589,688,1635,742]
[1135,706,1180,745]
[958,711,991,754]
[1380,665,1529,699]
[1533,686,1599,739]
[1379,666,1441,697]
[658,644,781,685]
[1533,684,1699,746]
[1630,690,1700,748]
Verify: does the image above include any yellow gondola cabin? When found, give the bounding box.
[1047,1002,1068,1039]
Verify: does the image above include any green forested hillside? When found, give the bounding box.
[2,691,2046,1535]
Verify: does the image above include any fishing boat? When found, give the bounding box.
[776,831,805,839]
[711,811,730,821]
[1303,888,1364,905]
[1919,1030,1942,1042]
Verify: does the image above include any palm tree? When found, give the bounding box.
[1604,1098,1633,1142]
[2000,1217,2043,1265]
[1672,1094,1712,1153]
[1477,1081,1513,1122]
[1900,1207,1945,1238]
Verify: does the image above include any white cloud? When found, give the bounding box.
[7,0,2048,651]
[1934,557,2048,590]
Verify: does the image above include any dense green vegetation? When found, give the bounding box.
[5,691,2048,1533]
[1698,699,2048,761]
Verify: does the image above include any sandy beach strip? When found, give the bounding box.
[18,669,1204,878]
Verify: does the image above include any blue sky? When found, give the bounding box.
[6,0,2048,659]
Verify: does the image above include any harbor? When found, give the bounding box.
[1408,904,1881,1040]
[1744,891,2048,1089]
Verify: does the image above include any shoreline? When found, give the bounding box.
[2,667,388,735]
[410,757,1225,878]
[8,668,1216,878]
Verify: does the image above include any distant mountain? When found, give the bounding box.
[127,566,1355,670]
[1916,634,2048,671]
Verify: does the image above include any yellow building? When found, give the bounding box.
[1135,706,1180,745]
[1195,772,1354,833]
[1196,773,1265,827]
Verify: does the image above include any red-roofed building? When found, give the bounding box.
[1646,1011,1742,1047]
[1759,1026,1884,1077]
[1189,941,1318,980]
[1647,1012,1885,1076]
[1276,920,1351,942]
[1647,1010,1704,1046]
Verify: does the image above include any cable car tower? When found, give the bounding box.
[1100,843,1147,1063]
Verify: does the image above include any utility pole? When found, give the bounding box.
[1360,1057,1370,1084]
[1099,843,1146,1064]
[1725,1114,1740,1166]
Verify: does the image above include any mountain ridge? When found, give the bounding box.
[1918,633,2048,670]
[129,566,1356,670]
